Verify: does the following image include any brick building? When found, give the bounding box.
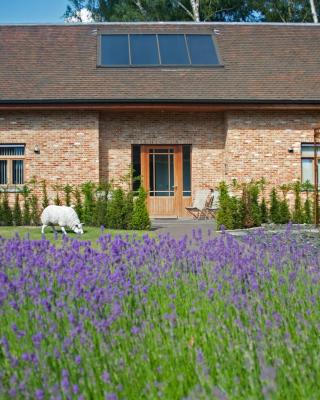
[0,22,320,217]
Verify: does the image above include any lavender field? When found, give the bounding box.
[1,227,320,399]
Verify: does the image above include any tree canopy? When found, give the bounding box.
[64,0,319,23]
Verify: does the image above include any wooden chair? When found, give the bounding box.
[185,189,212,219]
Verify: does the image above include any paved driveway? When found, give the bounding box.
[151,219,216,239]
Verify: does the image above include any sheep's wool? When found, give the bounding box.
[41,206,80,230]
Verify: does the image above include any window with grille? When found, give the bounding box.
[0,145,25,185]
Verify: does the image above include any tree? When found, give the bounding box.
[253,0,319,22]
[65,0,258,22]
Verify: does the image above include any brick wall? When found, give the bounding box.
[99,111,226,193]
[0,111,99,201]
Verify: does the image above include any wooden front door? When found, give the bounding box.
[141,145,183,218]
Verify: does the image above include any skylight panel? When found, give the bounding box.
[187,35,219,65]
[130,34,159,65]
[101,35,129,66]
[158,34,190,65]
[100,33,220,67]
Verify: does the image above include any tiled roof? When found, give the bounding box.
[0,22,320,103]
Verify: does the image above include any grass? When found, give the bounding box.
[0,226,151,243]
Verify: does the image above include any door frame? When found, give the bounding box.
[141,145,183,217]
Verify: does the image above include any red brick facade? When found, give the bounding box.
[0,109,319,204]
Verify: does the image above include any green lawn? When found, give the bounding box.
[0,226,151,243]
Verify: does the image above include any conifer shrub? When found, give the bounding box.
[216,182,234,230]
[292,181,304,224]
[106,188,126,229]
[63,184,73,207]
[41,180,49,210]
[52,184,62,206]
[94,182,110,227]
[249,182,262,227]
[2,191,13,226]
[304,198,313,224]
[81,182,96,226]
[124,191,134,230]
[131,187,150,230]
[260,197,269,223]
[0,193,4,226]
[269,188,281,224]
[279,184,291,224]
[13,194,22,226]
[30,194,40,225]
[73,186,83,221]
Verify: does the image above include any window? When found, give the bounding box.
[301,144,320,185]
[100,34,219,67]
[183,145,191,196]
[0,145,25,185]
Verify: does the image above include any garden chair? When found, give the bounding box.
[185,189,212,219]
[204,190,220,219]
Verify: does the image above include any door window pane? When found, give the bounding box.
[149,149,174,196]
[13,160,24,184]
[158,34,189,65]
[132,145,141,192]
[183,145,191,196]
[130,34,159,65]
[301,144,320,157]
[0,145,24,156]
[101,35,129,66]
[0,160,7,184]
[187,35,219,65]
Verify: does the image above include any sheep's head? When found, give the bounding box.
[73,223,84,235]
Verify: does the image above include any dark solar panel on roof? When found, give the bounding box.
[100,33,219,67]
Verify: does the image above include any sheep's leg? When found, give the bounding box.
[41,225,47,234]
[61,226,67,235]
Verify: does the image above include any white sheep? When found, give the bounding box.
[40,205,84,235]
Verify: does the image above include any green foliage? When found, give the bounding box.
[292,181,304,224]
[63,184,73,207]
[81,182,96,225]
[73,186,83,221]
[216,182,234,230]
[30,194,40,226]
[131,187,151,230]
[106,188,126,229]
[13,194,22,226]
[124,191,134,229]
[279,200,291,224]
[94,182,110,227]
[52,184,62,206]
[41,180,49,210]
[304,198,313,224]
[269,188,281,224]
[238,182,261,228]
[2,192,13,226]
[260,197,269,223]
[21,185,31,226]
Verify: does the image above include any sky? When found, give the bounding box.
[0,0,70,23]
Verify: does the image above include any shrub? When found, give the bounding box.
[106,188,126,229]
[249,182,261,227]
[304,198,313,224]
[216,182,234,230]
[2,191,13,226]
[131,187,150,230]
[94,183,110,227]
[269,188,281,224]
[41,180,49,210]
[81,182,96,225]
[73,186,83,221]
[52,184,62,206]
[13,194,22,226]
[260,197,269,223]
[30,194,40,226]
[279,184,291,224]
[63,184,73,207]
[292,181,304,224]
[124,191,134,229]
[21,185,31,226]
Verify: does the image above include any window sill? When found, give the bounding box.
[0,185,24,193]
